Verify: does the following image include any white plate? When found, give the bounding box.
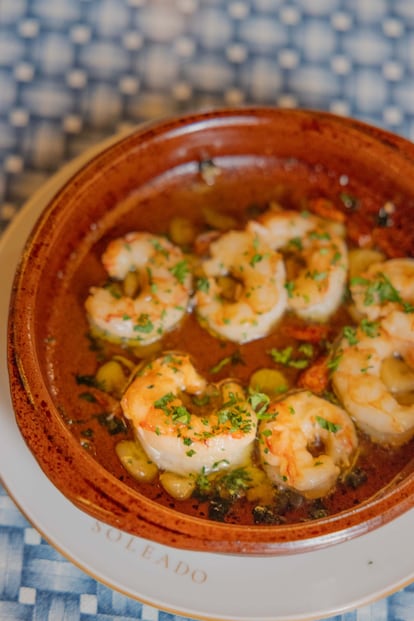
[1,134,414,621]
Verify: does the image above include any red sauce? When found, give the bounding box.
[44,158,414,526]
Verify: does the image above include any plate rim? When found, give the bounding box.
[2,127,414,621]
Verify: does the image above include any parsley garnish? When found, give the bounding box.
[171,405,191,425]
[284,281,295,298]
[316,416,341,433]
[343,326,358,345]
[288,237,303,251]
[217,393,253,434]
[192,394,211,407]
[268,344,313,369]
[248,391,271,419]
[327,351,343,373]
[154,392,175,412]
[308,230,331,241]
[196,277,210,293]
[150,239,169,257]
[210,350,244,374]
[352,272,413,312]
[360,318,380,338]
[309,270,327,282]
[269,346,293,365]
[403,301,414,313]
[133,313,154,333]
[104,282,122,299]
[169,260,190,284]
[215,467,252,498]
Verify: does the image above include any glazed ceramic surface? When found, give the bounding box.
[7,108,414,554]
[3,153,414,621]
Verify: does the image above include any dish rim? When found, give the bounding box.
[7,106,414,555]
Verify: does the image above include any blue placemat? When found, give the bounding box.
[1,1,414,619]
[1,479,414,620]
[1,0,414,234]
[1,478,414,620]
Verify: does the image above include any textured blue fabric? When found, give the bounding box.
[1,0,414,233]
[1,1,414,619]
[2,473,414,621]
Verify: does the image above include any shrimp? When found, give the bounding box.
[258,391,358,499]
[121,352,258,475]
[332,317,414,447]
[194,230,287,343]
[247,207,318,249]
[85,232,192,345]
[246,206,345,250]
[350,258,414,321]
[248,208,348,320]
[285,229,348,321]
[381,310,414,361]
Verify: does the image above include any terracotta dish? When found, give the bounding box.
[7,108,414,555]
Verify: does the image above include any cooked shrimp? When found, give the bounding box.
[350,258,414,321]
[381,310,414,361]
[246,206,345,250]
[247,207,318,249]
[85,232,192,345]
[258,391,357,499]
[332,318,414,447]
[121,352,258,475]
[285,229,348,321]
[248,208,348,320]
[194,230,287,343]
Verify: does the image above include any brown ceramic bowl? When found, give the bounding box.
[7,107,414,555]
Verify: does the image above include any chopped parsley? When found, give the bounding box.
[248,391,271,419]
[268,344,313,369]
[104,282,122,299]
[360,318,380,338]
[288,237,303,251]
[196,277,210,293]
[269,346,294,365]
[343,326,358,346]
[210,350,244,374]
[308,230,331,241]
[169,260,190,284]
[150,238,169,257]
[171,405,191,425]
[316,416,341,434]
[215,467,252,499]
[217,393,253,434]
[249,253,264,267]
[154,392,175,412]
[327,351,343,373]
[133,313,154,334]
[192,394,212,407]
[284,281,295,298]
[308,270,328,282]
[352,272,414,312]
